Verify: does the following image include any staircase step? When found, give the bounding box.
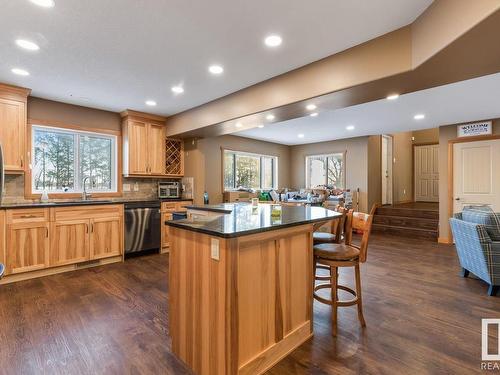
[375,207,439,220]
[373,215,438,230]
[371,224,438,240]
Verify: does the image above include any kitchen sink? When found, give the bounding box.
[50,200,115,205]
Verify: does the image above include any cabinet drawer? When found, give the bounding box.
[176,201,192,211]
[161,202,178,212]
[6,208,49,224]
[53,204,123,221]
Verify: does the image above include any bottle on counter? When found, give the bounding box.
[203,191,209,205]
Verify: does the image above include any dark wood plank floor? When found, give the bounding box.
[0,234,498,374]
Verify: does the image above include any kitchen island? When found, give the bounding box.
[166,204,341,375]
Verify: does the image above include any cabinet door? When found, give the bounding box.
[128,120,149,174]
[6,222,49,274]
[162,213,173,250]
[148,123,166,175]
[0,98,25,171]
[90,217,122,260]
[50,220,90,267]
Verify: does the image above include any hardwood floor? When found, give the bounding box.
[0,234,498,374]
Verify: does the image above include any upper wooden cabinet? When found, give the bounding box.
[0,84,31,173]
[121,110,167,177]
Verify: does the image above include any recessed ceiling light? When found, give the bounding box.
[387,94,399,100]
[298,133,305,138]
[145,100,157,106]
[235,122,243,128]
[264,35,282,47]
[171,85,184,94]
[310,112,318,117]
[29,0,55,7]
[346,125,355,131]
[414,114,425,120]
[257,124,265,128]
[15,39,40,51]
[266,114,275,121]
[208,65,224,75]
[11,68,30,76]
[306,104,317,111]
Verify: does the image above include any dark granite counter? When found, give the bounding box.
[166,203,341,238]
[184,203,236,214]
[0,197,193,209]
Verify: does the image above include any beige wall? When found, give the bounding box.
[392,131,413,203]
[28,97,121,132]
[412,128,439,144]
[289,137,369,212]
[438,118,500,240]
[184,135,291,205]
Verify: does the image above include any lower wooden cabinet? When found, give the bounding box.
[90,217,122,260]
[3,205,124,278]
[50,220,90,267]
[6,222,50,274]
[161,212,173,250]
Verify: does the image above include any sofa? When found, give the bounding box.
[449,206,500,296]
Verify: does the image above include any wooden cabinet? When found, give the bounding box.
[1,205,124,279]
[6,221,50,275]
[122,110,167,177]
[165,138,184,176]
[50,220,89,266]
[0,84,30,173]
[160,200,192,252]
[161,212,172,250]
[90,217,122,260]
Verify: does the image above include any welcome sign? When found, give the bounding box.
[457,121,492,137]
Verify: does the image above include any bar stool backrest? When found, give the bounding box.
[345,211,373,263]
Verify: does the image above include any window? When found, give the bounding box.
[32,125,117,193]
[223,150,278,190]
[306,153,344,188]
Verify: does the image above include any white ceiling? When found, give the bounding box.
[235,72,500,145]
[0,0,432,115]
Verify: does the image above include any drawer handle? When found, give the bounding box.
[20,214,36,218]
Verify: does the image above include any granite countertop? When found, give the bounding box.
[166,203,341,238]
[184,203,238,214]
[0,197,193,209]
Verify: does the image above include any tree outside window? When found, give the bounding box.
[223,150,278,190]
[32,126,117,193]
[306,153,344,188]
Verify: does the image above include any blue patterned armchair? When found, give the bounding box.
[450,207,500,296]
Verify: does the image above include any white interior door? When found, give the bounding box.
[381,135,393,205]
[453,139,500,213]
[414,144,439,202]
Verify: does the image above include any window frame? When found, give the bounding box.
[305,151,346,189]
[222,148,279,191]
[26,121,122,199]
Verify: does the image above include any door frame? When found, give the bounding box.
[381,135,393,205]
[447,134,500,243]
[413,142,439,202]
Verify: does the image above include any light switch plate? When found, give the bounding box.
[133,182,139,192]
[123,184,131,192]
[211,238,220,261]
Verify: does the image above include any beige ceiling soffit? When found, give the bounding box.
[166,1,500,137]
[411,0,500,67]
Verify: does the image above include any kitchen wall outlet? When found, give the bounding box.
[133,182,139,192]
[123,183,131,192]
[211,238,220,261]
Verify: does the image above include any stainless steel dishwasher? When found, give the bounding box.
[124,200,161,255]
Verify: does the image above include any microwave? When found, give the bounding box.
[158,181,181,199]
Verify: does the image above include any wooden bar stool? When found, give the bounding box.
[313,206,349,281]
[313,210,373,336]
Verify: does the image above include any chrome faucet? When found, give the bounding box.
[82,176,94,200]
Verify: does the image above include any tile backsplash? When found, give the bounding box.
[2,175,171,203]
